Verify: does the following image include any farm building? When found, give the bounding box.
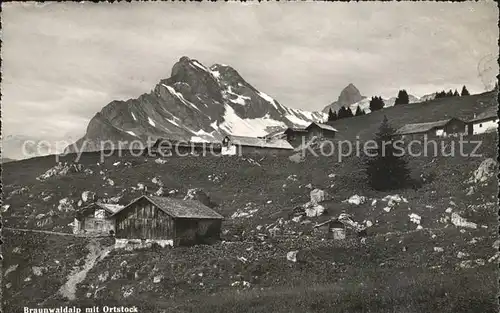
[258,129,288,141]
[144,137,222,157]
[112,195,224,246]
[467,106,498,135]
[73,202,124,235]
[392,118,467,140]
[304,122,338,140]
[284,128,309,143]
[222,135,294,156]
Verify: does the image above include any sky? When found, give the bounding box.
[2,1,498,145]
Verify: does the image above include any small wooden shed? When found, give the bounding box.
[112,195,224,246]
[74,202,124,235]
[313,218,346,240]
[304,122,338,140]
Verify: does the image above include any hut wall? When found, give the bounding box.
[239,145,291,156]
[442,119,467,136]
[174,219,222,246]
[115,198,174,240]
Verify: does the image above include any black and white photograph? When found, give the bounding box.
[1,1,499,312]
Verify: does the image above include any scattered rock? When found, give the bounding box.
[36,162,83,181]
[81,191,96,203]
[154,187,164,196]
[4,264,18,276]
[154,158,168,164]
[445,207,453,214]
[58,198,74,212]
[434,247,444,253]
[310,189,328,204]
[371,199,377,206]
[287,250,298,262]
[1,204,10,213]
[152,177,163,186]
[457,251,469,259]
[451,212,477,229]
[184,188,214,208]
[153,275,163,283]
[107,179,115,186]
[409,213,421,225]
[492,239,500,249]
[305,183,313,189]
[345,195,366,205]
[305,204,325,217]
[383,207,391,213]
[469,158,497,184]
[286,174,298,181]
[98,271,109,282]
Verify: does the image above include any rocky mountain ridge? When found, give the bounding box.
[66,57,325,153]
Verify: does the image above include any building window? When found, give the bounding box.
[479,123,483,127]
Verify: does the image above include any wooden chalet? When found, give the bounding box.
[112,195,224,246]
[467,106,498,135]
[222,135,294,156]
[304,122,338,139]
[392,118,467,140]
[74,202,124,235]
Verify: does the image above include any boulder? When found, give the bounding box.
[470,158,497,184]
[286,250,298,262]
[310,189,327,204]
[57,198,74,212]
[451,212,477,229]
[305,204,325,217]
[184,188,215,208]
[81,191,96,203]
[345,195,366,205]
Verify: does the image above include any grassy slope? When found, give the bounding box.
[2,92,498,312]
[329,91,496,141]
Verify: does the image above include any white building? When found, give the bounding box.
[468,106,498,135]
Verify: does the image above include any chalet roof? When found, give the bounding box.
[313,218,345,228]
[225,135,293,150]
[284,127,308,133]
[260,129,286,139]
[79,202,124,215]
[306,122,338,132]
[113,195,224,220]
[393,118,460,135]
[151,137,222,149]
[470,106,498,122]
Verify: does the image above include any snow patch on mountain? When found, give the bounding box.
[219,104,286,137]
[131,112,137,121]
[162,84,201,112]
[258,91,279,110]
[191,60,208,72]
[126,131,138,137]
[148,117,156,127]
[226,86,251,106]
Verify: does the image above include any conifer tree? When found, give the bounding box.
[461,85,470,96]
[327,108,337,122]
[395,89,410,105]
[364,116,411,191]
[369,96,385,111]
[355,105,365,116]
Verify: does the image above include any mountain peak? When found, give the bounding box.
[338,83,362,105]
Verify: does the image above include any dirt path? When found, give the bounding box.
[58,239,113,300]
[3,227,75,236]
